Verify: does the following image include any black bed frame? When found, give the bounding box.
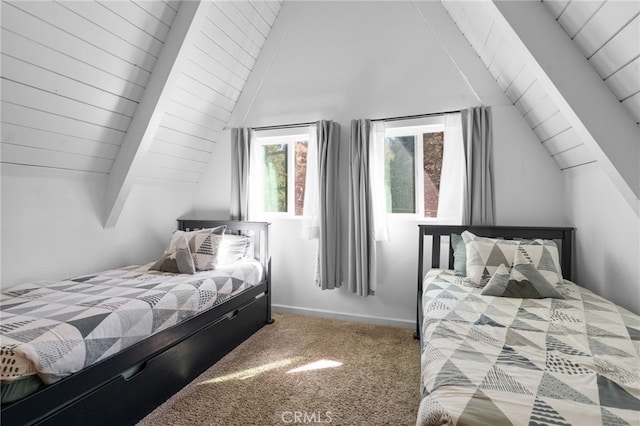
[415,225,574,339]
[1,220,272,426]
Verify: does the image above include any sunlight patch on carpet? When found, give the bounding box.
[287,359,343,373]
[198,358,301,384]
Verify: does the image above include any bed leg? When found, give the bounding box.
[266,258,274,325]
[413,331,419,340]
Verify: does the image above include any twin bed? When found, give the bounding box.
[416,225,640,425]
[0,219,272,425]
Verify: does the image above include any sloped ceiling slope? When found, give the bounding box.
[1,0,177,173]
[1,0,282,223]
[441,0,639,215]
[544,0,639,123]
[141,0,281,184]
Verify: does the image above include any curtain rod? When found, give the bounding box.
[251,121,316,132]
[371,108,462,123]
[235,108,468,130]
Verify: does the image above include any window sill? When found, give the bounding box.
[251,214,304,222]
[386,215,440,223]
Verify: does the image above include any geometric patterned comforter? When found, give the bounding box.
[417,270,640,426]
[0,260,263,385]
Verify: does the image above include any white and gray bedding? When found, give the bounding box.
[0,260,263,386]
[418,269,640,426]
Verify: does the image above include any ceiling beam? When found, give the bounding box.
[489,0,639,216]
[104,0,209,228]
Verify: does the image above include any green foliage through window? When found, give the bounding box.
[384,130,444,217]
[423,132,444,218]
[294,141,308,216]
[262,144,288,212]
[385,136,416,214]
[259,138,308,216]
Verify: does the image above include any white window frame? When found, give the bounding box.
[384,119,445,220]
[252,128,310,219]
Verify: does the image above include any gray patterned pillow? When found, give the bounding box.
[151,235,196,274]
[165,226,226,271]
[515,240,563,285]
[452,233,534,278]
[481,262,564,299]
[461,231,520,287]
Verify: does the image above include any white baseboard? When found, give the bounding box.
[272,304,415,329]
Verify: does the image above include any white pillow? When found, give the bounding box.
[217,234,253,265]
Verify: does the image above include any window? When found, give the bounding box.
[384,123,444,218]
[252,130,309,217]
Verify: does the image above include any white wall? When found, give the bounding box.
[564,163,640,314]
[190,142,233,219]
[1,165,194,288]
[194,1,566,326]
[492,105,566,226]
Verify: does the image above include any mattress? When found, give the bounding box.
[0,259,264,402]
[417,269,640,426]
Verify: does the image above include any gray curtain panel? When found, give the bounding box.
[230,127,251,221]
[347,119,376,296]
[316,120,342,290]
[461,106,495,226]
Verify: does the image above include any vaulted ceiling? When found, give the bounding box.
[1,0,282,225]
[441,0,639,215]
[1,0,638,225]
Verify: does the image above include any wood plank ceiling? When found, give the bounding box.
[442,0,640,216]
[545,0,639,123]
[142,0,281,184]
[1,0,282,184]
[442,0,639,174]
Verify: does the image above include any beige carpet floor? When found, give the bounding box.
[138,313,420,426]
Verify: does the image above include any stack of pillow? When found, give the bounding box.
[452,231,565,299]
[151,226,254,274]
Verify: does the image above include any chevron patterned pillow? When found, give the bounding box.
[513,239,563,285]
[151,235,196,274]
[461,231,520,287]
[164,226,226,271]
[481,262,564,299]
